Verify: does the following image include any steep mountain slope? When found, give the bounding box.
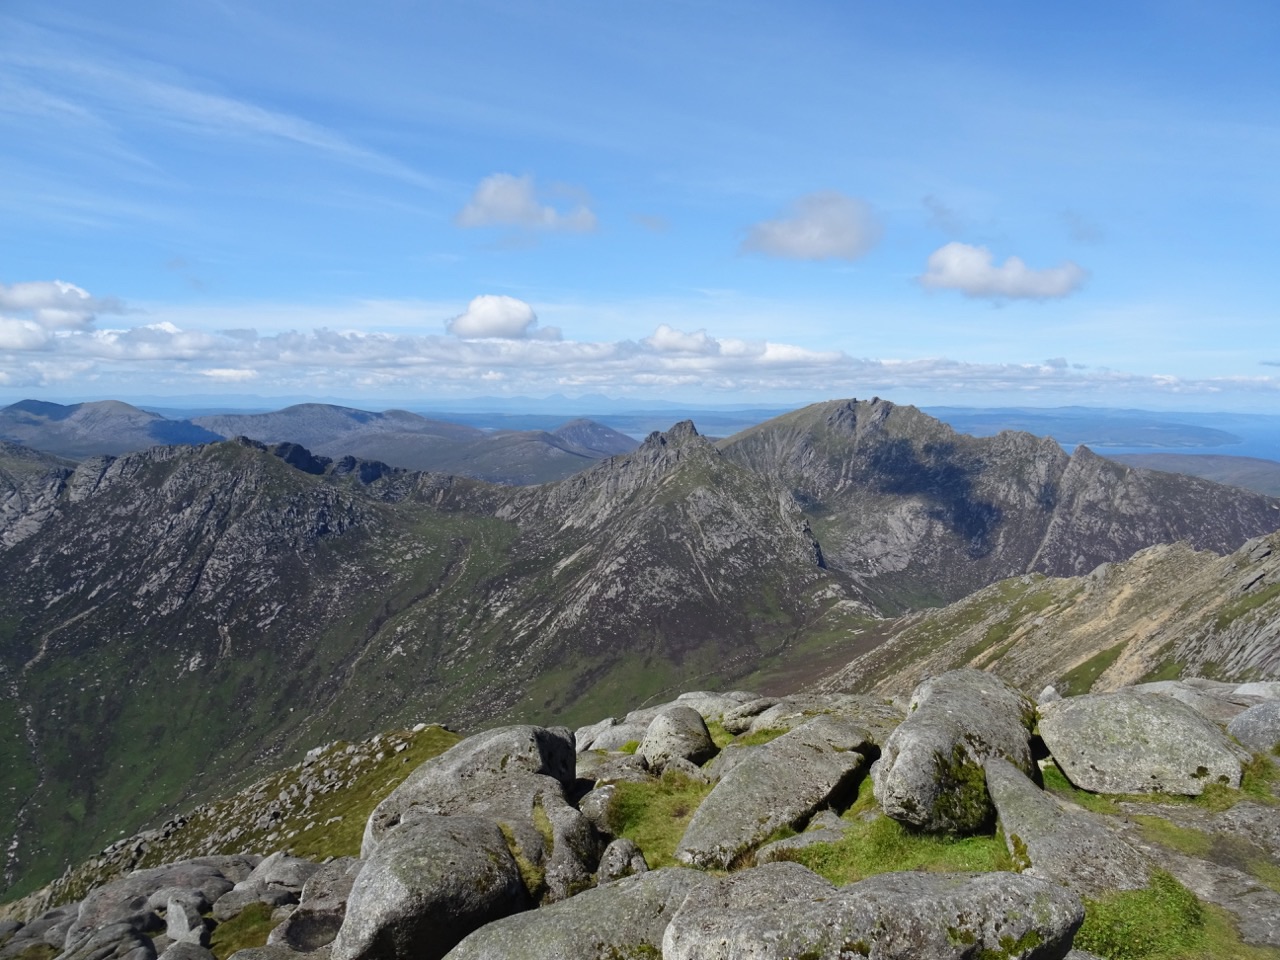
[816,530,1280,698]
[1109,453,1280,497]
[720,398,1280,611]
[0,425,845,900]
[0,443,75,548]
[0,400,220,458]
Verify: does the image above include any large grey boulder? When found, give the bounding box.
[214,854,322,923]
[359,725,598,904]
[58,921,155,960]
[675,715,872,869]
[64,860,243,955]
[872,669,1035,833]
[0,904,77,959]
[984,756,1150,897]
[362,725,575,856]
[662,862,1084,960]
[331,815,528,960]
[157,943,216,960]
[1039,690,1248,795]
[637,706,717,772]
[1228,700,1280,754]
[579,721,648,753]
[268,858,363,953]
[1133,680,1261,725]
[722,694,903,743]
[443,867,711,960]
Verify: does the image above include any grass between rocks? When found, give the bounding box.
[732,727,790,747]
[703,720,734,750]
[770,778,1015,885]
[604,771,714,869]
[1041,754,1280,816]
[208,901,275,960]
[1075,870,1280,960]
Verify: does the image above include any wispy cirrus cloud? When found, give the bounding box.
[920,242,1087,300]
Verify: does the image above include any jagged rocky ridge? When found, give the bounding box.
[2,398,1279,902]
[2,670,1278,960]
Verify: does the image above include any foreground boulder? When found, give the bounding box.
[637,706,717,772]
[675,716,873,869]
[662,862,1084,960]
[984,756,1151,897]
[267,857,363,953]
[1228,700,1280,754]
[1039,690,1247,795]
[443,868,711,960]
[331,816,528,960]
[872,670,1035,832]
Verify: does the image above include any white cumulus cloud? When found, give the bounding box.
[0,279,123,330]
[446,295,561,341]
[742,192,881,261]
[456,174,597,232]
[920,242,1087,300]
[643,324,720,355]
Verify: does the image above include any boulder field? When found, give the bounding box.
[3,671,1279,960]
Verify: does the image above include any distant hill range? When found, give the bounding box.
[1,396,1279,900]
[0,400,637,485]
[1106,453,1280,498]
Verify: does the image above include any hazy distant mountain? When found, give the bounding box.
[1107,453,1280,497]
[0,399,221,458]
[0,400,639,485]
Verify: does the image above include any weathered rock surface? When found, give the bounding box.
[754,810,850,864]
[443,868,710,960]
[268,858,362,953]
[675,716,872,869]
[873,669,1035,832]
[984,756,1150,897]
[595,839,647,884]
[663,862,1084,960]
[1228,700,1280,754]
[1039,690,1248,795]
[362,725,576,855]
[637,706,716,772]
[331,816,527,960]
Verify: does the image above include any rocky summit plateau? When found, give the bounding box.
[2,669,1279,960]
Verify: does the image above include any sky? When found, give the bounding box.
[2,0,1279,410]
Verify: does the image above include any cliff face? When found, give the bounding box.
[719,398,1280,610]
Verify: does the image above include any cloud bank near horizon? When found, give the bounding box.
[0,281,1274,403]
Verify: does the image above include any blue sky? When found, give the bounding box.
[2,0,1279,409]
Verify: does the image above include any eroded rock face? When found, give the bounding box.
[443,868,710,960]
[662,862,1084,960]
[984,756,1151,897]
[872,669,1035,832]
[675,716,872,869]
[331,816,527,960]
[1039,690,1248,795]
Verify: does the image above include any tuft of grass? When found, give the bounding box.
[1132,816,1213,858]
[771,778,1014,885]
[619,740,641,755]
[733,727,789,747]
[604,770,713,869]
[209,902,276,960]
[704,720,734,750]
[1074,870,1280,960]
[1241,753,1280,805]
[1059,642,1128,696]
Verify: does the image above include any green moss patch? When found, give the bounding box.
[604,771,713,869]
[733,727,789,747]
[770,778,1014,885]
[209,902,275,960]
[1074,870,1280,960]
